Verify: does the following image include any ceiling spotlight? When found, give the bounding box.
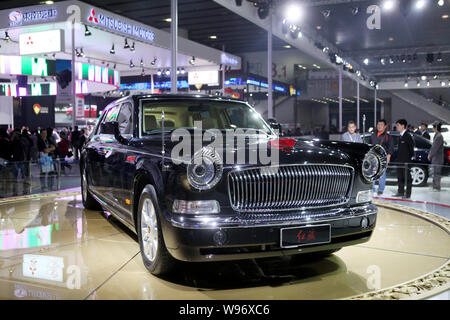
[401,55,407,63]
[189,56,195,65]
[441,80,446,86]
[383,0,395,11]
[415,0,426,10]
[363,58,369,65]
[176,68,180,75]
[110,44,115,54]
[322,47,329,54]
[417,80,421,87]
[404,80,409,87]
[141,68,145,76]
[380,58,386,65]
[389,57,394,64]
[370,80,375,87]
[165,69,170,76]
[321,10,331,19]
[351,7,359,15]
[75,49,81,57]
[436,52,443,62]
[157,69,162,76]
[130,42,135,51]
[356,70,361,77]
[421,75,427,81]
[433,74,438,79]
[427,80,430,86]
[4,31,10,41]
[151,57,157,65]
[130,60,134,68]
[113,64,116,69]
[285,3,303,23]
[124,38,130,49]
[438,0,444,6]
[289,25,301,39]
[180,68,185,74]
[140,59,144,67]
[84,25,91,36]
[257,5,270,20]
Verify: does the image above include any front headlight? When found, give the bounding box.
[187,147,223,190]
[362,145,387,182]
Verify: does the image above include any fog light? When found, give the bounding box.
[361,216,369,229]
[213,230,227,245]
[172,200,220,214]
[356,190,373,203]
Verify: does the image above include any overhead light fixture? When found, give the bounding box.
[351,7,359,15]
[389,57,394,64]
[322,47,329,53]
[189,56,195,65]
[441,80,446,86]
[285,3,303,23]
[404,80,409,87]
[316,25,322,30]
[257,5,270,20]
[140,59,144,67]
[289,25,301,39]
[141,68,145,76]
[84,25,91,36]
[388,37,394,41]
[181,68,185,74]
[176,68,180,75]
[165,69,170,76]
[157,69,162,76]
[443,14,449,19]
[436,52,443,62]
[130,60,134,68]
[124,38,130,49]
[356,70,361,77]
[283,45,291,49]
[380,58,386,65]
[113,64,116,69]
[421,75,427,81]
[383,0,395,11]
[401,55,407,63]
[209,35,217,39]
[164,17,172,22]
[433,74,438,79]
[80,48,85,57]
[151,57,157,65]
[417,80,421,87]
[427,80,430,86]
[415,0,426,10]
[363,58,369,65]
[130,42,135,51]
[4,31,10,41]
[110,44,115,54]
[438,0,444,6]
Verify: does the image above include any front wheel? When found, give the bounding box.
[410,166,428,187]
[137,184,176,276]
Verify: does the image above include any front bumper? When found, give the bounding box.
[161,203,377,262]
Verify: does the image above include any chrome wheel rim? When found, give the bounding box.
[141,198,158,262]
[82,170,88,201]
[411,167,425,185]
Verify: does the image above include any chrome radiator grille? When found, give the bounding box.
[228,164,354,212]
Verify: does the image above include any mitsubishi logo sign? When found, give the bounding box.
[88,8,98,24]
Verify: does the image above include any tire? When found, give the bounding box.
[81,166,102,210]
[137,184,176,276]
[410,165,428,187]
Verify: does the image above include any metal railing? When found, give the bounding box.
[0,159,81,198]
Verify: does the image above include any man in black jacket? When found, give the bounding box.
[393,119,415,198]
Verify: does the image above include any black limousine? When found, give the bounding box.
[81,94,387,275]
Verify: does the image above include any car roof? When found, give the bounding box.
[130,93,245,103]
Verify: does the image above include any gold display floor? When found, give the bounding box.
[0,192,448,300]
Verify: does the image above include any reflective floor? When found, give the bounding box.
[0,192,448,300]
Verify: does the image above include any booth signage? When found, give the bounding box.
[8,8,58,27]
[87,8,155,43]
[19,29,64,56]
[0,55,56,77]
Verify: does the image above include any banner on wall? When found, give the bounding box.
[55,59,72,104]
[75,94,85,119]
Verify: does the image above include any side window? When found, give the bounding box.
[117,102,133,135]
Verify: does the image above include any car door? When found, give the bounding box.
[109,100,135,222]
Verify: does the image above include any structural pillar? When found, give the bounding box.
[267,12,273,119]
[374,88,377,128]
[170,0,178,93]
[356,80,360,129]
[222,44,226,96]
[338,68,342,132]
[71,21,76,130]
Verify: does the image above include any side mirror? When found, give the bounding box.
[101,121,127,144]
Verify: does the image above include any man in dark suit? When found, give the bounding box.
[393,119,415,199]
[415,122,431,140]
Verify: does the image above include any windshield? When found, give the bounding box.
[141,99,273,136]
